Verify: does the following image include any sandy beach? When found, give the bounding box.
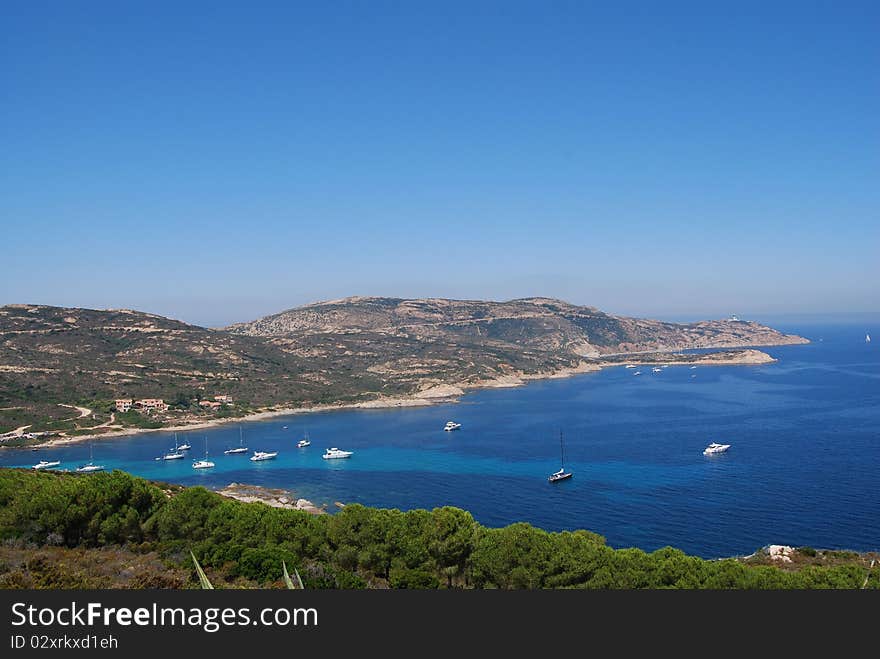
[12,349,776,449]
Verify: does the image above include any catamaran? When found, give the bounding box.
[548,431,572,483]
[76,443,105,473]
[703,442,731,455]
[32,459,61,470]
[193,437,215,469]
[250,450,278,462]
[224,427,249,454]
[322,447,353,459]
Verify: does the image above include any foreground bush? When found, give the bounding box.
[0,469,876,589]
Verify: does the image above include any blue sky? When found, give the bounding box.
[2,1,878,326]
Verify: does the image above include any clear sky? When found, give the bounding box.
[2,1,878,327]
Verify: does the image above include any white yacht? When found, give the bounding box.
[444,421,461,431]
[633,371,641,376]
[652,367,662,373]
[250,450,278,462]
[322,447,353,460]
[177,442,191,451]
[76,444,104,473]
[867,334,872,343]
[32,459,61,470]
[224,427,249,454]
[625,364,637,369]
[690,366,698,369]
[703,442,731,455]
[297,434,311,448]
[192,438,214,469]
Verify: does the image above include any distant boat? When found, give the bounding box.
[76,443,104,473]
[250,450,278,462]
[193,437,214,469]
[224,426,249,454]
[297,432,311,448]
[322,447,353,460]
[690,366,698,369]
[633,371,641,376]
[159,435,185,461]
[625,364,637,369]
[32,459,61,470]
[176,433,191,451]
[444,421,461,431]
[868,334,872,343]
[548,431,572,483]
[652,367,662,373]
[703,442,731,456]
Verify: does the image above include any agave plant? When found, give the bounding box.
[190,551,214,589]
[191,551,305,589]
[282,560,305,589]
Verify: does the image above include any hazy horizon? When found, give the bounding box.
[3,3,878,326]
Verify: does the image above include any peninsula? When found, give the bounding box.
[0,297,808,444]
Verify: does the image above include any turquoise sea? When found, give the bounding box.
[2,320,878,558]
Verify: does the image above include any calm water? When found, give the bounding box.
[2,322,878,558]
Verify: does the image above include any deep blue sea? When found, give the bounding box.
[2,321,878,558]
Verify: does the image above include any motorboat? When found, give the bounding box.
[444,421,461,431]
[652,367,662,373]
[250,451,278,462]
[625,364,637,369]
[703,442,731,455]
[32,460,61,470]
[297,437,311,448]
[633,371,641,376]
[322,447,353,460]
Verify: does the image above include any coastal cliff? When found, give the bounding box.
[0,299,807,439]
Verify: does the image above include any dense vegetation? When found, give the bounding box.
[1,469,875,589]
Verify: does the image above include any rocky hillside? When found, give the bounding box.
[0,299,807,435]
[227,296,808,356]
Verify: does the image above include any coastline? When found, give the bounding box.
[15,346,783,449]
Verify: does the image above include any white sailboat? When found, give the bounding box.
[158,434,185,460]
[176,433,191,451]
[193,437,214,469]
[548,431,573,483]
[76,443,105,473]
[224,426,249,454]
[297,431,311,448]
